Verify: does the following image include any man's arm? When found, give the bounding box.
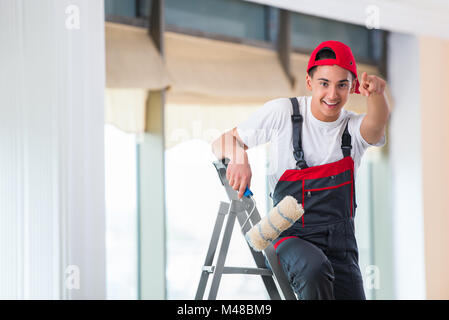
[211,127,248,163]
[358,72,390,145]
[211,127,252,199]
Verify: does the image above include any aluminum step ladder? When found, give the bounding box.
[195,159,297,300]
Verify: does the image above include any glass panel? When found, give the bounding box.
[105,124,138,299]
[355,154,374,300]
[355,146,392,299]
[165,136,269,299]
[105,0,137,17]
[369,29,385,63]
[291,12,375,62]
[164,0,267,41]
[106,1,383,65]
[138,0,153,18]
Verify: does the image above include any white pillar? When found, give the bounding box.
[387,32,426,299]
[138,91,166,299]
[0,0,106,299]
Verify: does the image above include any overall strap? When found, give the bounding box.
[290,97,309,169]
[341,120,352,158]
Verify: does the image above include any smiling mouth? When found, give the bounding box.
[322,100,340,108]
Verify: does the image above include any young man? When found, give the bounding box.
[211,40,390,299]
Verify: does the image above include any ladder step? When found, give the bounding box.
[224,267,273,276]
[202,265,273,276]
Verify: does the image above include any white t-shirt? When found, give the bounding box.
[237,95,386,196]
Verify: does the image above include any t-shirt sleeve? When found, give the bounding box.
[236,98,288,149]
[349,113,386,152]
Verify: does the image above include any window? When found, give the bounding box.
[105,0,138,18]
[105,0,385,66]
[105,124,138,299]
[164,0,267,41]
[165,137,270,299]
[291,12,385,64]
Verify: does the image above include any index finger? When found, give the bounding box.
[362,71,368,82]
[238,180,248,199]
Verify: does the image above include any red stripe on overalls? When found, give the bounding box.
[301,180,305,227]
[302,180,354,218]
[274,236,299,250]
[278,156,353,182]
[350,168,354,218]
[278,156,355,224]
[304,180,352,192]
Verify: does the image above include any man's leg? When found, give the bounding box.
[327,220,366,300]
[330,258,366,300]
[271,237,335,300]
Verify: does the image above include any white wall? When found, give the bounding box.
[245,0,449,40]
[387,32,426,299]
[0,0,105,299]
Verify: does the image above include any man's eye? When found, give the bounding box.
[339,83,348,88]
[320,82,328,87]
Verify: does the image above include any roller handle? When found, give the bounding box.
[243,187,253,197]
[221,158,253,198]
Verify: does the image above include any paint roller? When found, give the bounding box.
[244,195,304,252]
[220,158,303,252]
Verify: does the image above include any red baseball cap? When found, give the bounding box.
[307,40,360,94]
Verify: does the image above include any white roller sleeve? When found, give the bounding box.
[245,195,304,252]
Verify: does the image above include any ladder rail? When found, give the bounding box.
[207,201,238,299]
[195,201,229,300]
[195,160,297,300]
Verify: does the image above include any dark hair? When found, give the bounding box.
[308,47,356,80]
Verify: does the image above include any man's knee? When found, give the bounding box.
[289,258,335,300]
[293,256,335,286]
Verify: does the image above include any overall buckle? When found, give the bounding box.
[291,114,303,122]
[294,150,308,169]
[296,160,308,170]
[294,150,304,161]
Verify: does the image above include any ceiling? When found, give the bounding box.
[244,0,449,40]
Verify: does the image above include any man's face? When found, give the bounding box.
[306,64,356,122]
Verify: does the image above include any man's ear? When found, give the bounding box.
[305,74,313,91]
[349,78,356,94]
